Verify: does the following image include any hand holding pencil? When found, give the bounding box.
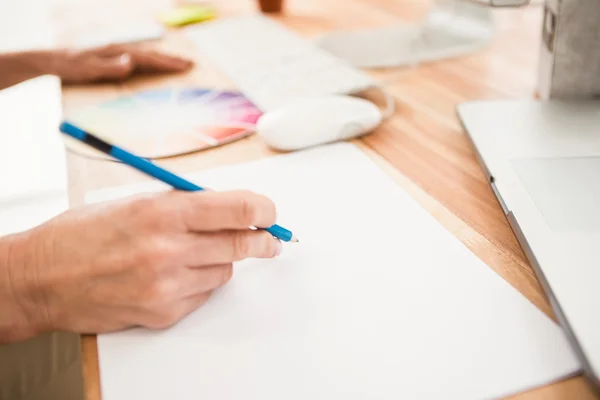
[1,119,297,342]
[59,121,298,243]
[2,188,284,340]
[0,120,299,343]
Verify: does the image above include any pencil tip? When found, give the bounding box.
[290,235,299,243]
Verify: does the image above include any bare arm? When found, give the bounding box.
[0,231,46,343]
[0,45,192,91]
[0,50,51,90]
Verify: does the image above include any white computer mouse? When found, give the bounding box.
[256,95,382,151]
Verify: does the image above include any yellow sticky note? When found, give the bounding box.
[159,4,216,27]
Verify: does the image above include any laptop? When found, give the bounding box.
[458,99,600,390]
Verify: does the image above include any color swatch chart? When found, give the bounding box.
[67,87,263,159]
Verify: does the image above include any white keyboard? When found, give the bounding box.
[186,15,377,111]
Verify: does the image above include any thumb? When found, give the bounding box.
[90,53,134,81]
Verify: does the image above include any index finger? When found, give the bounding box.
[129,49,193,72]
[165,190,277,232]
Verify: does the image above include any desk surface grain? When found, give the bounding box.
[48,0,597,398]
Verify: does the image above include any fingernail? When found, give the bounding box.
[180,61,193,71]
[119,53,131,65]
[274,239,282,257]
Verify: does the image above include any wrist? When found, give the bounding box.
[0,49,65,90]
[22,49,60,76]
[0,231,52,343]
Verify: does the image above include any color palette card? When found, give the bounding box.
[66,87,263,159]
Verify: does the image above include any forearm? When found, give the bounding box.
[0,50,54,90]
[0,232,47,343]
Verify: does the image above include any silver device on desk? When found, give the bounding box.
[458,0,600,391]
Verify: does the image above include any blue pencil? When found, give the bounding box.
[59,121,298,243]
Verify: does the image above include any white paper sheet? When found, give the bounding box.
[88,143,580,400]
[0,76,68,205]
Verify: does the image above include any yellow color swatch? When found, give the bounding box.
[159,4,216,28]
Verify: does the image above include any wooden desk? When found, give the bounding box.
[51,0,597,398]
